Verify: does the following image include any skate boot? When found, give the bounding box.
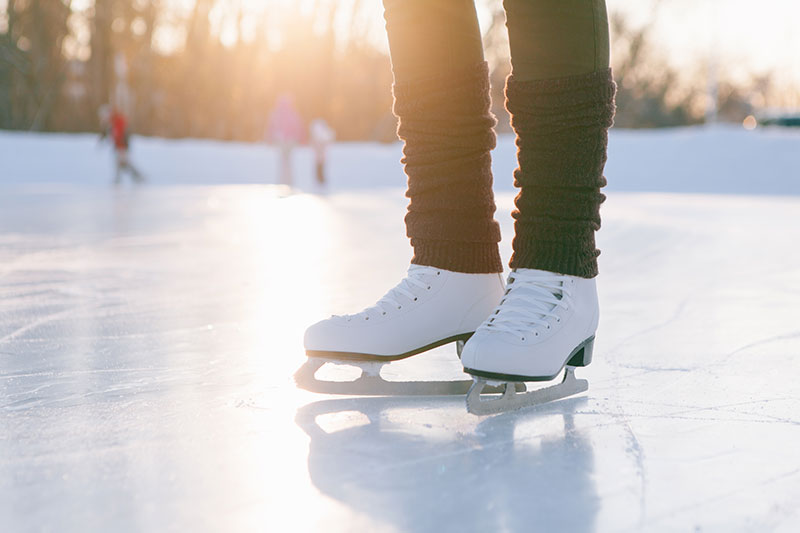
[461,268,598,414]
[296,265,506,395]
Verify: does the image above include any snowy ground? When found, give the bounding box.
[1,128,799,532]
[2,125,799,195]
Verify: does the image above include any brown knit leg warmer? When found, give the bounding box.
[505,68,616,278]
[392,62,503,274]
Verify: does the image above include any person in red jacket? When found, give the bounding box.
[100,106,144,184]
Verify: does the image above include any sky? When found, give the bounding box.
[608,0,800,85]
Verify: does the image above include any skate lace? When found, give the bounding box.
[481,269,573,338]
[337,265,436,321]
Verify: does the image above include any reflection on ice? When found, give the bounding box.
[296,396,599,533]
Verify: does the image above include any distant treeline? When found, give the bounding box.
[0,1,776,141]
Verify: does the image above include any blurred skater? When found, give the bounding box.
[99,105,144,184]
[266,94,304,187]
[309,118,335,186]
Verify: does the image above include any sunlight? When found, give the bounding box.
[216,189,338,387]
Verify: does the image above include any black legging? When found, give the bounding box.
[384,0,609,83]
[384,0,615,278]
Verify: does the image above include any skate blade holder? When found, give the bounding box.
[294,356,517,397]
[466,366,587,416]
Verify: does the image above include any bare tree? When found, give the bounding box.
[0,0,71,130]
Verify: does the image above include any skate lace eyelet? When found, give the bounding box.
[397,306,402,310]
[364,316,369,320]
[382,311,386,316]
[556,317,561,323]
[413,297,418,301]
[521,337,526,341]
[535,332,539,336]
[546,324,551,329]
[427,286,431,290]
[436,272,440,276]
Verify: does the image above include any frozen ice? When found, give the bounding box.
[1,128,800,532]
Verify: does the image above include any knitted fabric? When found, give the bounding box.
[505,68,616,278]
[392,62,503,273]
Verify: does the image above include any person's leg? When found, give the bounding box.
[301,1,507,379]
[280,142,292,186]
[460,1,617,408]
[384,0,485,84]
[114,150,125,184]
[315,158,325,185]
[503,0,615,278]
[128,161,144,182]
[384,0,502,273]
[504,0,609,82]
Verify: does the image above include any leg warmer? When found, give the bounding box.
[392,62,503,273]
[505,68,616,278]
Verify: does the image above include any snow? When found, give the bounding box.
[1,128,800,532]
[2,125,799,195]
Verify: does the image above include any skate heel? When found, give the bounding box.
[567,336,595,367]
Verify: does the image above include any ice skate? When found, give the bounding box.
[461,268,598,415]
[296,264,514,396]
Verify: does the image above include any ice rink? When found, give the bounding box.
[1,183,799,532]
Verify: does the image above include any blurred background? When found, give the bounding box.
[1,0,799,142]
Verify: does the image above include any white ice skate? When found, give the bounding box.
[296,265,512,396]
[461,268,598,415]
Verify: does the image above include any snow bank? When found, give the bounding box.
[1,126,798,195]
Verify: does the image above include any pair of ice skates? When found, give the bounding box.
[295,265,598,415]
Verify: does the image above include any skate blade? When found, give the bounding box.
[294,357,518,396]
[465,366,588,415]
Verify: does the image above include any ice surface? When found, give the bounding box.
[1,181,799,532]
